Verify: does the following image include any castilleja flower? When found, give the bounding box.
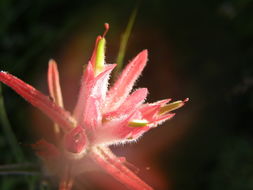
[0,24,188,190]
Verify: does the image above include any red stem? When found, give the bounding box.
[59,165,74,190]
[90,146,153,190]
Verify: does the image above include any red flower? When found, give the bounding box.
[0,24,187,190]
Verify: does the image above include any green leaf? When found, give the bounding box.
[113,6,138,78]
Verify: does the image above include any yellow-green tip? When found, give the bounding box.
[94,23,109,76]
[95,37,106,75]
[159,98,189,115]
[128,119,148,127]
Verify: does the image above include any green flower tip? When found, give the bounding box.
[159,98,189,115]
[95,23,109,76]
[128,119,148,127]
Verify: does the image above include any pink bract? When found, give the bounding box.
[0,24,187,190]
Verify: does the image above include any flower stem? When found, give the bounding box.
[0,163,40,175]
[0,84,24,162]
[90,146,153,190]
[59,168,74,190]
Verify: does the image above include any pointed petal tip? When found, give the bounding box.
[108,63,117,70]
[137,87,148,95]
[159,112,176,120]
[150,113,176,127]
[110,63,117,71]
[48,59,58,72]
[96,64,117,78]
[184,97,189,103]
[143,87,148,95]
[48,59,57,65]
[139,49,148,59]
[105,50,148,110]
[133,50,148,64]
[47,58,64,107]
[0,71,11,80]
[142,49,148,54]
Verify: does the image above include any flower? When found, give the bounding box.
[0,24,188,190]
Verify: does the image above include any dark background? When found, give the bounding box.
[0,0,253,189]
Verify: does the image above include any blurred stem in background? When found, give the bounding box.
[0,84,38,190]
[0,163,40,176]
[113,6,138,79]
[0,84,24,163]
